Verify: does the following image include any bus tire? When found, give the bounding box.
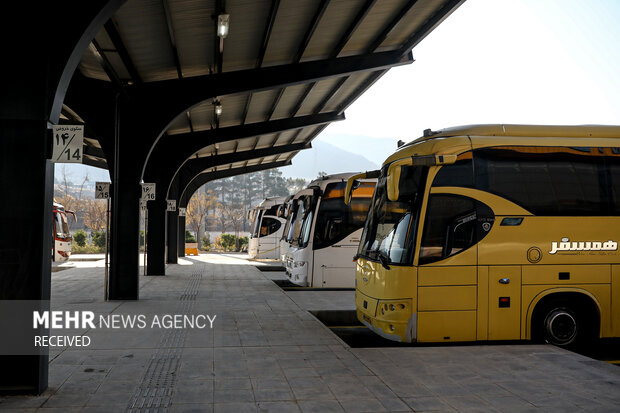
[533,296,596,350]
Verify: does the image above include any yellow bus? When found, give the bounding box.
[345,125,620,348]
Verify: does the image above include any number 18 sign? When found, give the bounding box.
[52,125,83,163]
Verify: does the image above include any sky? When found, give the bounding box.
[320,0,620,159]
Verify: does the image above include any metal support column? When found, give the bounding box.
[0,120,53,394]
[108,99,141,299]
[146,199,166,275]
[178,216,186,257]
[167,209,179,264]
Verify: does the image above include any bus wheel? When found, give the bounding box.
[543,307,578,347]
[536,297,595,350]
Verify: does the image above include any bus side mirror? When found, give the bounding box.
[387,159,411,201]
[387,155,457,201]
[345,170,379,205]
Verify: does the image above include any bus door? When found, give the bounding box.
[416,192,492,342]
[257,215,283,257]
[315,232,360,288]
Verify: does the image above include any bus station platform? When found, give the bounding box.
[1,254,619,412]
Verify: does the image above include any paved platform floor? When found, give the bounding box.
[1,254,619,412]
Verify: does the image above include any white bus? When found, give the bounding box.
[284,173,376,288]
[52,202,75,262]
[248,197,287,259]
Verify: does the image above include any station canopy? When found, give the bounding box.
[65,0,464,175]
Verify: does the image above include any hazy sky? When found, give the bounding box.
[322,0,620,146]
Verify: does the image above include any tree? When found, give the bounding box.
[221,204,246,249]
[186,191,217,246]
[286,177,308,194]
[83,199,107,231]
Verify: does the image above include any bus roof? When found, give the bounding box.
[255,196,287,209]
[307,172,361,189]
[385,124,620,166]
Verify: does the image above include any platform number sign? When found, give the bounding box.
[52,125,83,163]
[95,182,110,199]
[178,207,186,217]
[141,183,156,201]
[167,200,176,212]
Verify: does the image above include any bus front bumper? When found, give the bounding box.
[356,291,416,343]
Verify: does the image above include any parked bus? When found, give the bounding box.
[278,196,295,263]
[248,197,287,259]
[53,202,76,262]
[346,125,620,348]
[285,173,376,288]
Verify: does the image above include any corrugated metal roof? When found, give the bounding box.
[71,0,465,178]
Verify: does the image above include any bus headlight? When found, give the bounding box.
[377,299,411,322]
[294,261,306,268]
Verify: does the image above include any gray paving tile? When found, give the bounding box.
[254,388,295,402]
[79,406,128,413]
[0,395,49,409]
[213,402,258,413]
[214,388,254,403]
[403,396,456,412]
[215,378,252,390]
[291,385,335,401]
[252,377,291,391]
[1,259,619,413]
[339,398,387,413]
[168,403,214,413]
[376,396,411,412]
[256,401,301,413]
[40,392,90,408]
[298,400,345,413]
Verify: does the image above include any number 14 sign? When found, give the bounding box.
[52,125,83,163]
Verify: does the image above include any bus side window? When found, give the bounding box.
[420,195,493,264]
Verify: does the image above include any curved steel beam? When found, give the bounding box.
[179,160,292,208]
[143,112,344,201]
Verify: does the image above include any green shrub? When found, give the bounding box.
[238,236,249,251]
[220,233,236,251]
[92,230,106,248]
[185,230,196,243]
[73,230,87,247]
[71,243,103,254]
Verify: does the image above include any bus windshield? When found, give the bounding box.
[251,209,264,238]
[313,181,375,250]
[54,211,71,240]
[290,195,314,247]
[358,165,426,265]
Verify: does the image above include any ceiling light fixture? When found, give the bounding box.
[217,14,230,38]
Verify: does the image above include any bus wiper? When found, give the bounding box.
[377,251,391,270]
[366,249,391,270]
